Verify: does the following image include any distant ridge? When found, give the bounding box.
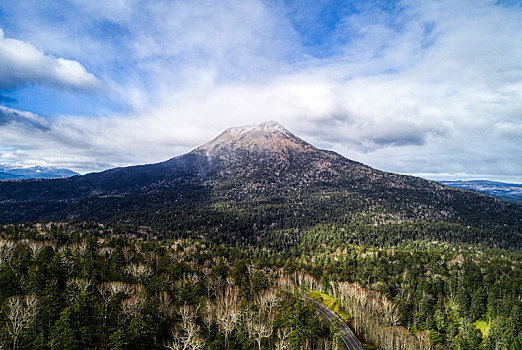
[0,165,79,180]
[439,180,522,204]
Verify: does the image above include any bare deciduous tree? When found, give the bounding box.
[70,242,88,257]
[275,328,291,350]
[202,303,215,335]
[257,288,278,318]
[121,297,146,320]
[97,247,115,258]
[203,268,223,298]
[166,304,204,350]
[66,278,91,304]
[245,310,273,350]
[122,247,135,263]
[125,263,153,282]
[158,291,175,319]
[215,287,240,346]
[6,295,39,350]
[0,240,16,267]
[27,241,45,260]
[98,282,133,327]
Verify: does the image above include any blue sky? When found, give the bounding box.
[0,0,521,182]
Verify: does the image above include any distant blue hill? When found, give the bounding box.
[0,166,79,180]
[438,180,522,204]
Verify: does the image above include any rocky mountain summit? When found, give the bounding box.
[193,121,314,157]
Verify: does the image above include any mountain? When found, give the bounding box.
[439,180,522,204]
[0,165,79,180]
[0,121,521,249]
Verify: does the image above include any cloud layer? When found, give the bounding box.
[0,29,100,90]
[0,0,521,182]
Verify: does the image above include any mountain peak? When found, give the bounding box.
[224,120,289,136]
[192,121,315,158]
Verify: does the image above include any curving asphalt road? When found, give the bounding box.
[305,297,365,350]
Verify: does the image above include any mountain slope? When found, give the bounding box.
[0,121,520,248]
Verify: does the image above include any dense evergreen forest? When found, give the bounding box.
[0,222,520,350]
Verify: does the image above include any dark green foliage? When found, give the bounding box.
[49,294,97,350]
[274,296,331,350]
[125,314,156,350]
[470,289,486,321]
[209,332,225,349]
[108,329,128,350]
[251,271,268,294]
[489,316,517,349]
[50,307,77,350]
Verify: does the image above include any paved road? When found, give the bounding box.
[305,297,365,350]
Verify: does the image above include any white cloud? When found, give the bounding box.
[494,122,522,140]
[0,28,100,90]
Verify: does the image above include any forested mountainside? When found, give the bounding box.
[0,223,519,350]
[0,122,521,250]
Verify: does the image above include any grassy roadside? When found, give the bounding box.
[307,290,351,321]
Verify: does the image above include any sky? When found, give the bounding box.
[0,0,521,183]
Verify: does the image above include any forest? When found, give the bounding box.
[0,222,519,350]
